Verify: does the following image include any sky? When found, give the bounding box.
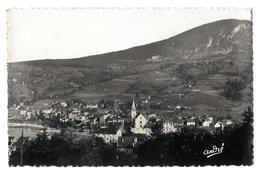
[7,8,251,62]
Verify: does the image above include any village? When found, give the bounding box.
[8,96,235,152]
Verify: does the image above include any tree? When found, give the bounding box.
[240,106,253,165]
[222,79,246,101]
[242,106,253,125]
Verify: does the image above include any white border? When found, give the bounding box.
[0,0,259,174]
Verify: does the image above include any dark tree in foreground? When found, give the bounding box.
[9,131,117,166]
[9,107,253,166]
[240,106,253,164]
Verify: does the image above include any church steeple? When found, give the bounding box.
[132,98,136,111]
[131,98,137,123]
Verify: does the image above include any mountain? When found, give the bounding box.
[8,19,253,118]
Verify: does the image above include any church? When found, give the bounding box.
[95,98,152,144]
[130,98,152,136]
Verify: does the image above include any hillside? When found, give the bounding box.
[8,19,253,119]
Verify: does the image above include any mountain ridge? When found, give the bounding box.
[8,19,253,119]
[9,19,251,65]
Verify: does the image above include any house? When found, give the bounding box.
[202,120,211,127]
[95,122,127,143]
[163,121,176,134]
[131,127,151,135]
[107,117,124,124]
[174,118,184,127]
[42,109,52,114]
[43,102,50,106]
[208,117,214,122]
[8,109,19,116]
[68,113,77,119]
[187,119,196,126]
[223,119,233,126]
[214,121,224,130]
[97,133,120,143]
[86,104,98,109]
[83,111,89,116]
[176,105,181,110]
[60,102,67,107]
[214,121,222,128]
[25,111,32,120]
[19,109,27,116]
[26,111,32,117]
[202,117,214,127]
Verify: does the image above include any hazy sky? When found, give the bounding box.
[7,8,251,62]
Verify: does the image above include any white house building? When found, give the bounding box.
[187,119,196,126]
[214,121,222,128]
[95,124,125,143]
[19,110,27,116]
[202,117,213,127]
[163,121,176,134]
[224,119,233,126]
[96,131,121,143]
[214,121,224,130]
[86,104,98,109]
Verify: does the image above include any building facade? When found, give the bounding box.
[163,121,176,134]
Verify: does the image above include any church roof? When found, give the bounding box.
[131,98,136,110]
[135,113,149,119]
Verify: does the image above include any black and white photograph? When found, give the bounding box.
[6,8,253,166]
